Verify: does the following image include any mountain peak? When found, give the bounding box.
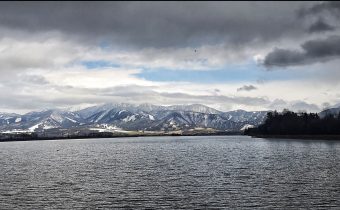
[0,103,270,133]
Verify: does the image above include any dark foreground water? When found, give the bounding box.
[0,136,339,209]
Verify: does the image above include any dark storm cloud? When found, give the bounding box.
[237,85,257,92]
[264,49,306,67]
[298,1,340,17]
[308,18,335,33]
[0,1,310,48]
[264,36,340,68]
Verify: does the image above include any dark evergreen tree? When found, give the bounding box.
[245,109,340,135]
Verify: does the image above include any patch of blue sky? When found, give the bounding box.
[99,41,111,50]
[82,60,120,69]
[136,62,304,83]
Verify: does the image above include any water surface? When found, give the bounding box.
[0,136,339,209]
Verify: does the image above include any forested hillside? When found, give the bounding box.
[245,109,340,135]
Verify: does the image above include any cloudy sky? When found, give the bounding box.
[0,1,340,114]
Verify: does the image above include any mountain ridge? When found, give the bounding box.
[318,107,340,118]
[0,103,268,134]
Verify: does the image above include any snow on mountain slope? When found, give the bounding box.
[147,111,242,131]
[240,124,254,131]
[0,113,21,126]
[0,109,84,132]
[167,104,221,114]
[0,103,269,132]
[223,110,267,126]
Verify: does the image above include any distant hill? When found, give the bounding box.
[245,109,340,136]
[0,103,268,134]
[318,107,340,118]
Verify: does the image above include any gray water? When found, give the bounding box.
[0,136,339,209]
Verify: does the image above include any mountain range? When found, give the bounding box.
[0,103,268,134]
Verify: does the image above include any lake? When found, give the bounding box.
[0,136,339,209]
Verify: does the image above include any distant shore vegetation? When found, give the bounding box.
[245,109,340,136]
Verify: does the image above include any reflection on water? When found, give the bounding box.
[0,136,339,209]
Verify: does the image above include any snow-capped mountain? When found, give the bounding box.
[164,104,222,114]
[147,111,241,131]
[223,110,268,126]
[0,103,268,133]
[0,109,84,132]
[0,113,21,126]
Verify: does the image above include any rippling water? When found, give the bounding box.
[0,136,339,209]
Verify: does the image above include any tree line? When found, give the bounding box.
[245,109,340,135]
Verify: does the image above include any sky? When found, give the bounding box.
[0,1,340,114]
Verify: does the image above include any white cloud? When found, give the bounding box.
[0,19,339,114]
[43,66,149,89]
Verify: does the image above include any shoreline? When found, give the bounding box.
[0,131,243,142]
[250,134,340,140]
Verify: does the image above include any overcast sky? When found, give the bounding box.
[0,1,340,114]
